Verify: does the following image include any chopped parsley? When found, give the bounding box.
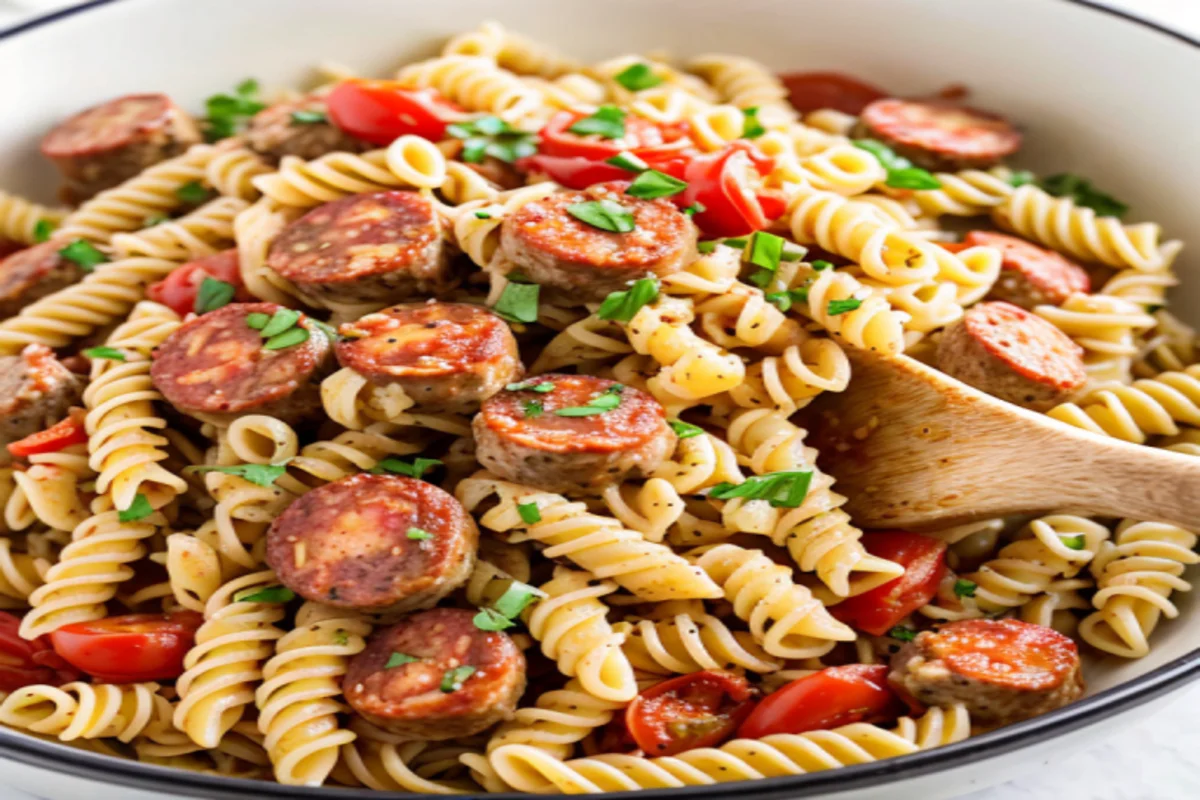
[83,346,125,361]
[175,181,213,205]
[596,278,659,322]
[195,277,236,314]
[236,585,295,604]
[1006,169,1036,188]
[474,210,492,219]
[827,297,863,316]
[186,462,289,487]
[492,277,540,324]
[33,218,56,243]
[1039,173,1128,218]
[811,259,833,271]
[568,106,626,139]
[613,62,663,92]
[371,457,442,479]
[709,470,813,508]
[668,420,704,440]
[506,379,556,393]
[118,493,154,523]
[517,502,542,524]
[473,607,514,631]
[440,665,477,692]
[332,630,350,646]
[606,151,650,173]
[203,78,265,141]
[495,581,542,618]
[259,309,301,337]
[683,202,706,217]
[765,287,810,312]
[889,626,917,642]
[1060,534,1086,551]
[625,170,687,200]
[523,400,544,418]
[447,116,538,164]
[567,199,636,233]
[953,579,978,599]
[406,527,433,541]
[741,107,766,139]
[263,327,310,350]
[58,239,108,272]
[385,652,420,669]
[554,386,624,417]
[852,138,941,190]
[697,241,717,254]
[290,109,328,125]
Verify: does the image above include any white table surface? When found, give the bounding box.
[1,0,1198,798]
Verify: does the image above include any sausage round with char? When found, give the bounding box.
[964,232,1091,309]
[266,190,451,307]
[245,95,372,165]
[0,344,83,467]
[40,94,202,202]
[344,607,526,740]
[150,302,332,424]
[937,301,1085,411]
[855,98,1022,171]
[888,618,1085,728]
[473,373,676,494]
[265,473,477,615]
[336,302,522,413]
[498,181,698,303]
[0,241,86,320]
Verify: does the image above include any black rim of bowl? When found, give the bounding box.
[0,0,1197,796]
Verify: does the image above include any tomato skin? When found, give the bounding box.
[50,611,203,683]
[516,154,635,190]
[624,671,758,757]
[7,410,87,459]
[326,80,464,145]
[147,249,246,317]
[738,665,904,738]
[538,111,693,162]
[779,71,889,115]
[0,612,79,691]
[830,532,948,636]
[673,142,782,238]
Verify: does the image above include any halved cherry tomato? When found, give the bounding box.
[515,154,634,190]
[672,141,783,238]
[7,409,87,459]
[830,532,948,636]
[623,670,758,757]
[0,612,79,691]
[738,665,904,738]
[147,249,246,317]
[538,111,693,161]
[326,80,465,145]
[779,71,889,115]
[50,611,203,683]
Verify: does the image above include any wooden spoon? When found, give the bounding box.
[803,348,1200,530]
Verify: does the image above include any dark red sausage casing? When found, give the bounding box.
[150,302,332,424]
[245,95,372,165]
[0,241,85,319]
[936,301,1085,411]
[266,190,451,307]
[966,231,1091,309]
[345,607,526,740]
[265,474,477,614]
[499,181,698,303]
[40,94,202,202]
[0,344,82,468]
[473,373,676,494]
[856,98,1022,171]
[336,302,522,414]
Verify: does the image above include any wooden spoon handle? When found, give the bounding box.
[1064,444,1200,528]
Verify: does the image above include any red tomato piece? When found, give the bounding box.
[738,665,904,739]
[7,409,87,459]
[50,611,203,683]
[830,532,948,636]
[326,79,465,145]
[624,671,758,757]
[673,141,782,238]
[538,111,693,161]
[515,154,635,190]
[146,249,246,317]
[779,71,889,115]
[0,612,78,691]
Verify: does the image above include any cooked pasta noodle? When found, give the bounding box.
[0,191,67,245]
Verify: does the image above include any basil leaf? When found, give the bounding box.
[186,463,289,487]
[827,298,862,316]
[709,470,814,508]
[118,493,153,522]
[523,400,543,418]
[406,527,432,541]
[260,309,301,338]
[606,151,650,173]
[889,626,917,642]
[473,607,515,631]
[506,379,555,393]
[143,214,169,227]
[742,107,766,139]
[886,168,943,191]
[1060,534,1086,550]
[474,210,492,219]
[625,170,687,200]
[264,327,310,350]
[683,202,706,217]
[1006,169,1036,188]
[811,259,833,271]
[371,457,442,479]
[236,585,295,604]
[58,239,108,272]
[1039,173,1128,218]
[440,665,477,692]
[33,219,56,243]
[568,106,626,140]
[517,502,542,524]
[203,79,265,141]
[953,579,977,599]
[747,231,785,274]
[613,62,663,92]
[668,420,704,440]
[596,278,659,322]
[290,109,328,124]
[385,652,420,669]
[765,287,810,312]
[567,200,635,233]
[494,581,542,618]
[195,277,236,314]
[245,312,270,330]
[83,346,125,361]
[697,241,717,254]
[176,181,212,205]
[492,280,540,324]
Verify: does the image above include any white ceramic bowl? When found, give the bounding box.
[1,0,1198,798]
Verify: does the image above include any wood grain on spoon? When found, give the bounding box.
[805,348,1200,529]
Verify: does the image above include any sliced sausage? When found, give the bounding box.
[0,241,85,320]
[336,302,521,413]
[150,302,332,424]
[888,618,1084,728]
[473,373,676,494]
[936,301,1085,411]
[245,95,372,165]
[0,345,83,467]
[41,94,202,202]
[344,607,526,740]
[499,181,698,303]
[964,232,1091,309]
[266,473,477,614]
[265,190,450,306]
[855,98,1021,171]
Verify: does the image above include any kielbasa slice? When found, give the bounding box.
[344,607,526,740]
[150,302,332,424]
[473,373,676,494]
[499,181,697,303]
[888,618,1084,728]
[40,93,202,202]
[856,98,1021,171]
[245,95,372,165]
[0,241,85,320]
[336,302,522,413]
[937,301,1085,411]
[266,190,450,306]
[964,232,1091,309]
[0,345,83,467]
[265,473,477,615]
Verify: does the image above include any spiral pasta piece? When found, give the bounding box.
[337,739,483,793]
[0,681,160,743]
[1133,309,1197,379]
[688,54,795,128]
[907,167,1017,217]
[442,21,580,78]
[452,182,557,267]
[206,139,273,200]
[109,195,247,260]
[768,143,886,196]
[0,191,67,245]
[1047,364,1200,443]
[6,443,95,533]
[165,532,224,613]
[530,315,632,374]
[1035,293,1155,385]
[615,606,782,675]
[320,367,472,436]
[0,537,47,609]
[251,143,446,208]
[396,56,544,122]
[484,678,624,760]
[775,262,909,355]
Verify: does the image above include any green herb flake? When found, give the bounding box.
[186,462,290,487]
[953,579,978,599]
[204,79,266,141]
[58,239,108,272]
[889,626,917,642]
[440,665,477,693]
[555,390,622,417]
[175,181,212,205]
[811,259,833,271]
[723,237,748,250]
[683,202,706,217]
[259,309,301,338]
[332,630,350,646]
[290,109,328,125]
[1038,173,1128,218]
[1061,534,1086,551]
[236,585,295,604]
[143,214,169,227]
[613,62,663,92]
[448,116,539,164]
[385,652,420,669]
[310,319,339,343]
[765,287,810,312]
[118,493,154,523]
[371,457,443,479]
[625,170,688,200]
[83,346,125,362]
[567,199,635,233]
[494,581,542,618]
[474,210,492,219]
[1006,169,1036,188]
[568,106,627,140]
[697,241,717,254]
[473,607,515,631]
[506,379,555,393]
[827,298,863,316]
[33,218,56,243]
[746,231,786,275]
[245,312,270,330]
[523,400,544,418]
[606,151,650,173]
[668,420,704,440]
[264,327,311,350]
[406,527,433,541]
[852,138,942,191]
[708,470,814,508]
[492,279,540,324]
[596,278,659,322]
[741,107,766,139]
[195,277,237,315]
[517,502,542,524]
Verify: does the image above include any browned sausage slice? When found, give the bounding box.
[266,190,450,306]
[0,344,83,467]
[40,94,202,202]
[265,473,477,614]
[499,181,697,303]
[936,301,1085,411]
[150,302,332,423]
[0,241,85,319]
[473,373,676,494]
[336,302,522,413]
[888,618,1084,727]
[245,95,372,165]
[966,232,1091,309]
[856,99,1021,170]
[344,607,526,740]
